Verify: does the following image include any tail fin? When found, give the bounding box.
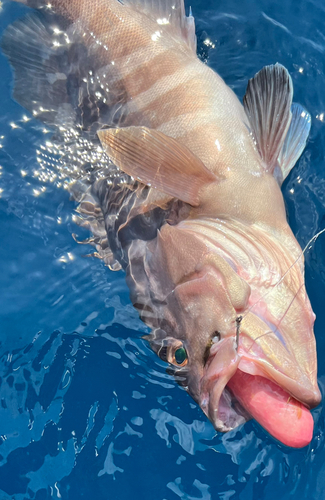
[3,0,194,270]
[2,13,76,127]
[2,12,129,132]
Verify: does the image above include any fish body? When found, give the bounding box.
[3,0,321,447]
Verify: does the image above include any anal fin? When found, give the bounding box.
[98,126,217,206]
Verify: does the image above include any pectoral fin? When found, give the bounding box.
[98,126,217,206]
[244,63,293,174]
[277,103,311,183]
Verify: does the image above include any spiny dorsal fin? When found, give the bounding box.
[244,63,293,174]
[277,103,311,183]
[98,126,217,206]
[121,0,196,52]
[11,0,197,51]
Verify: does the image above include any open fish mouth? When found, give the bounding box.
[200,338,321,448]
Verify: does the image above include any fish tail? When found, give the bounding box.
[3,0,197,270]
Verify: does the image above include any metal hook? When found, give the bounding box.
[236,315,243,350]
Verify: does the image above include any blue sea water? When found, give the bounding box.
[1,0,325,498]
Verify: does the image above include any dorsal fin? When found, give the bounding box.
[12,0,197,52]
[121,0,197,52]
[244,63,293,174]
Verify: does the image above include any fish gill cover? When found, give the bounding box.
[0,0,325,499]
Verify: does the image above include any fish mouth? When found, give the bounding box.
[227,368,316,448]
[200,337,321,448]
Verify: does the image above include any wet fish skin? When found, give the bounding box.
[4,0,321,443]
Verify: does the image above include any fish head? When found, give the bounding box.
[145,265,252,431]
[226,252,322,447]
[142,222,321,446]
[142,222,252,430]
[234,240,321,404]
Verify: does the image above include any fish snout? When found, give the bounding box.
[236,311,320,403]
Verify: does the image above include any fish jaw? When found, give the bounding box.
[199,343,318,446]
[199,336,249,432]
[198,316,321,446]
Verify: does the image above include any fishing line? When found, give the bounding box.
[242,227,325,320]
[239,227,325,348]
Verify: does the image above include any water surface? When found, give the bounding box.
[1,0,325,499]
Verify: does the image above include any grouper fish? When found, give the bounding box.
[2,0,321,447]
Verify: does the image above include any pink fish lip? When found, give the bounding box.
[239,330,321,408]
[199,337,321,432]
[236,356,321,409]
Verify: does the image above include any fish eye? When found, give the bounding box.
[175,347,187,365]
[172,345,188,367]
[157,338,188,367]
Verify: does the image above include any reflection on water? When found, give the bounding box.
[0,319,324,499]
[1,0,325,499]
